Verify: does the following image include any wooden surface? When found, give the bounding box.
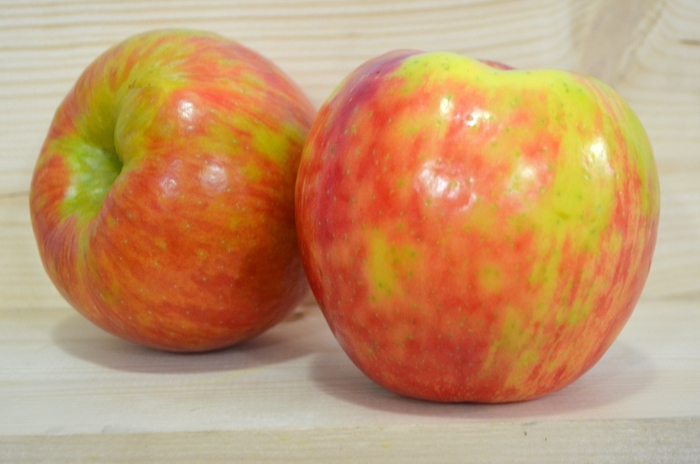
[1,0,700,461]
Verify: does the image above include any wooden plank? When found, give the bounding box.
[3,419,699,463]
[1,297,699,436]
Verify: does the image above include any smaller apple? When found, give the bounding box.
[30,29,315,352]
[295,50,659,402]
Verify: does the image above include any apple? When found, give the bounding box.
[30,30,315,352]
[295,50,659,402]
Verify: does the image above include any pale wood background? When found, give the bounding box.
[1,0,699,462]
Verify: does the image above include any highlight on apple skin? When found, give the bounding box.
[295,50,660,402]
[30,29,316,352]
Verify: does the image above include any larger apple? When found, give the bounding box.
[30,30,315,352]
[295,50,659,402]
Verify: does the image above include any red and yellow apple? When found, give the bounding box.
[295,50,659,402]
[30,30,315,352]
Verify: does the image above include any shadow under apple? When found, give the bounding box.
[51,303,328,374]
[308,337,655,420]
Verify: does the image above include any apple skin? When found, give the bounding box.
[295,50,660,402]
[30,30,315,352]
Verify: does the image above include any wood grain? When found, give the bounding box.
[1,0,699,461]
[3,419,699,463]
